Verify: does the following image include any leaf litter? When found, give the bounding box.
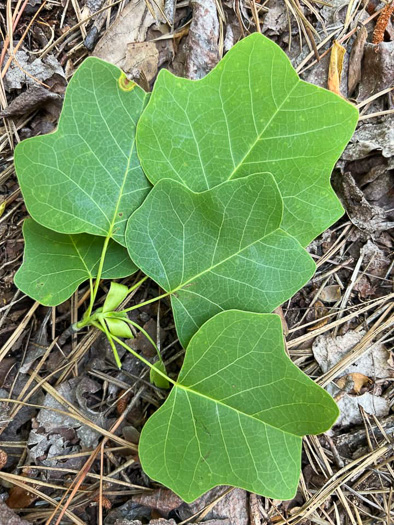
[0,0,394,523]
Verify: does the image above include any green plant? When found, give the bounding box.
[14,33,358,502]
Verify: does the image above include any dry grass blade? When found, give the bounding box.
[0,398,137,450]
[0,301,39,362]
[0,471,85,525]
[288,293,394,344]
[318,308,394,387]
[45,386,145,525]
[277,445,390,524]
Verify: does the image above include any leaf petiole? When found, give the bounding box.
[111,333,174,385]
[94,318,122,368]
[119,290,172,315]
[106,315,164,365]
[86,233,112,318]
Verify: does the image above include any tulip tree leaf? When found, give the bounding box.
[15,57,151,247]
[136,33,358,246]
[139,310,339,502]
[126,174,315,346]
[15,218,137,306]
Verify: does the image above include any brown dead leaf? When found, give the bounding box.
[133,489,183,516]
[320,285,341,303]
[273,306,289,336]
[307,300,329,331]
[328,40,346,96]
[359,42,394,101]
[332,171,394,235]
[0,85,63,118]
[125,42,159,84]
[93,0,165,68]
[348,26,367,96]
[125,41,174,86]
[336,372,372,394]
[6,472,38,509]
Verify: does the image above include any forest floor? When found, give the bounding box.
[0,0,393,523]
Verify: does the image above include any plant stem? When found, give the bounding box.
[111,333,175,385]
[86,234,112,318]
[106,315,163,365]
[94,319,122,368]
[127,275,148,294]
[119,290,172,314]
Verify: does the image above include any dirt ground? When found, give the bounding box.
[0,0,393,523]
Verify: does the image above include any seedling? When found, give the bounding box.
[14,34,358,501]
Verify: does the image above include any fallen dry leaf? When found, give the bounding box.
[177,487,248,524]
[336,372,372,394]
[320,285,341,303]
[0,85,63,118]
[333,391,390,427]
[359,42,394,101]
[133,489,183,516]
[328,40,346,96]
[313,329,393,380]
[332,171,394,235]
[342,117,394,161]
[6,471,38,510]
[125,41,174,85]
[125,42,159,84]
[4,51,65,91]
[93,0,165,68]
[130,318,166,357]
[348,26,367,96]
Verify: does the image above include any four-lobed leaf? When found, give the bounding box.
[15,218,136,305]
[136,33,358,246]
[126,174,315,346]
[15,57,151,247]
[139,310,339,502]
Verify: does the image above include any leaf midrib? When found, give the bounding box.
[226,81,299,182]
[174,381,301,439]
[169,226,285,295]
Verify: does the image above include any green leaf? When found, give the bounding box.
[103,282,130,312]
[150,360,170,390]
[15,57,151,247]
[139,310,339,502]
[136,33,358,246]
[15,218,137,306]
[126,174,315,346]
[105,317,133,338]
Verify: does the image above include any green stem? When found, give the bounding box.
[106,315,163,364]
[111,333,175,385]
[86,234,112,318]
[87,276,95,314]
[127,275,148,294]
[119,290,172,314]
[95,319,122,368]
